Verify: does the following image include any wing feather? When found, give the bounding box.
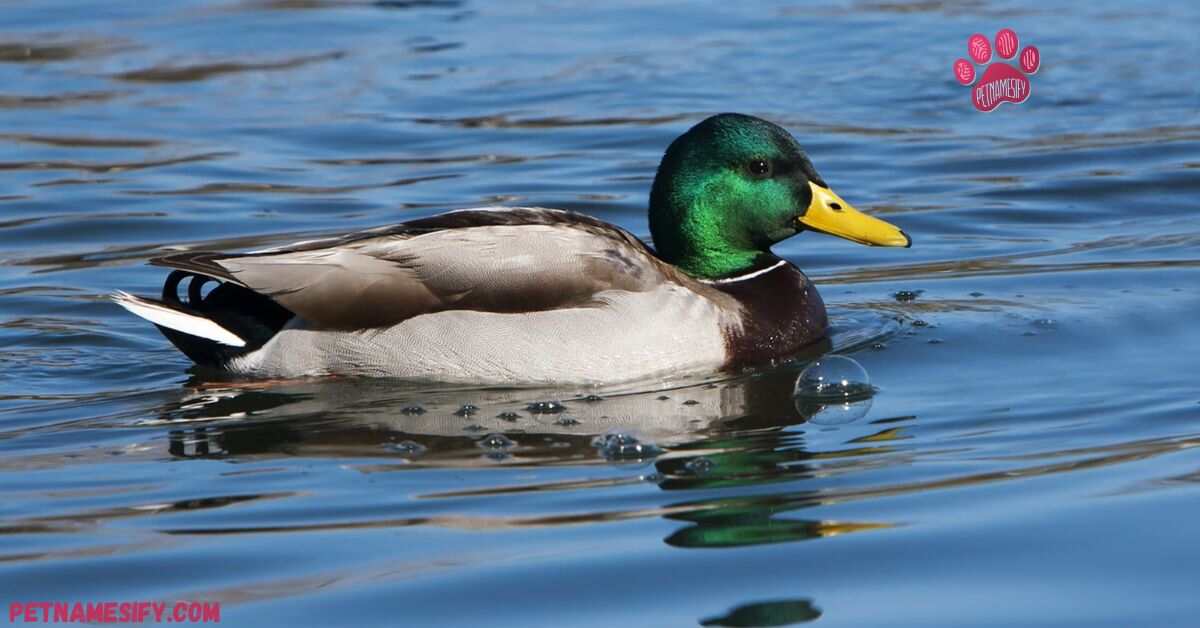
[149,208,691,330]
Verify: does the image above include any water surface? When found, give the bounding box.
[2,1,1200,626]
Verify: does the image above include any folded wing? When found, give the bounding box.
[151,208,678,330]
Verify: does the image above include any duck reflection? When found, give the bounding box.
[164,369,825,461]
[160,341,841,461]
[700,598,822,626]
[157,339,896,552]
[152,350,900,624]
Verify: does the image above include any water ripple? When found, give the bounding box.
[0,152,233,174]
[111,52,345,83]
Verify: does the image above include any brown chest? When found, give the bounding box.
[711,262,828,369]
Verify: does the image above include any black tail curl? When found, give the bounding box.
[157,271,294,368]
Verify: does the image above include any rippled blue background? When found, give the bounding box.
[2,1,1199,626]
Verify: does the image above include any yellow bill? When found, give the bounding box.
[798,181,911,248]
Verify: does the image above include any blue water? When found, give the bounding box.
[2,1,1200,626]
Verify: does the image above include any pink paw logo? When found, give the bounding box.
[953,29,1040,112]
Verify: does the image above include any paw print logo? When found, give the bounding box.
[953,29,1040,112]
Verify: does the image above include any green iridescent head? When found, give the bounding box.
[648,113,909,279]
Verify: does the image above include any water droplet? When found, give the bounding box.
[463,424,486,432]
[682,399,700,406]
[794,355,875,403]
[554,416,580,426]
[893,289,923,302]
[591,432,662,461]
[454,404,479,417]
[657,395,670,401]
[384,440,426,456]
[912,319,931,328]
[401,405,426,415]
[871,342,886,351]
[583,394,604,402]
[969,291,984,298]
[478,433,514,450]
[525,400,566,414]
[496,411,521,421]
[684,457,714,475]
[384,439,427,453]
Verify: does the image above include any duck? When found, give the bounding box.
[114,113,910,385]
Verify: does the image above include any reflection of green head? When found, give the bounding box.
[700,598,823,626]
[649,113,824,279]
[665,516,826,549]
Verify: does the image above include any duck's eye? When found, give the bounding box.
[747,159,772,178]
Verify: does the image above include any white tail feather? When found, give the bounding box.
[112,291,246,347]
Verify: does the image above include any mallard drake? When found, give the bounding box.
[115,113,910,384]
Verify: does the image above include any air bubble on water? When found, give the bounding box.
[478,433,515,450]
[796,396,874,426]
[794,355,875,403]
[793,356,875,426]
[591,431,662,461]
[684,457,714,475]
[454,404,479,417]
[384,440,426,456]
[526,400,566,414]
